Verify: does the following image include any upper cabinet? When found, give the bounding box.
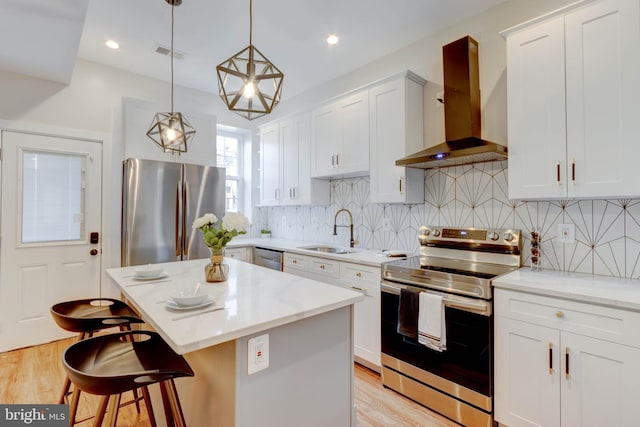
[311,89,370,178]
[122,97,217,166]
[259,122,280,206]
[369,71,426,204]
[258,114,330,206]
[503,0,640,199]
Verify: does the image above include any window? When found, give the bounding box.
[216,131,243,212]
[21,150,86,243]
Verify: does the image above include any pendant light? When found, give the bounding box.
[147,0,195,154]
[216,0,284,121]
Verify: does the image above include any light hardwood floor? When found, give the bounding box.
[0,338,458,426]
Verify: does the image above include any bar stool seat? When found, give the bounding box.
[50,298,143,337]
[63,330,194,427]
[50,298,144,423]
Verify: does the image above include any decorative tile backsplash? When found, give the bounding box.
[253,161,640,279]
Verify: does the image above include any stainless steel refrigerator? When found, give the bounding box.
[121,158,226,266]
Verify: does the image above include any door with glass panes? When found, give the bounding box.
[0,130,102,352]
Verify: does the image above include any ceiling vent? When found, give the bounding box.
[154,44,185,60]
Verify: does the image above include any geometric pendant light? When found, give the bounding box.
[147,0,195,154]
[216,0,284,121]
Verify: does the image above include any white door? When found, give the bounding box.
[0,130,103,352]
[561,332,640,427]
[505,15,567,200]
[494,317,561,427]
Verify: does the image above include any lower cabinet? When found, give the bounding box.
[283,252,381,369]
[494,289,640,427]
[224,247,252,263]
[339,263,380,370]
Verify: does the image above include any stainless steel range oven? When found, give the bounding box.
[381,226,521,427]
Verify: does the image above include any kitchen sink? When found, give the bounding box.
[297,245,355,254]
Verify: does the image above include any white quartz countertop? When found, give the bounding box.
[494,268,640,311]
[106,258,364,354]
[227,237,411,267]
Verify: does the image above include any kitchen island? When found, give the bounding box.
[106,257,363,427]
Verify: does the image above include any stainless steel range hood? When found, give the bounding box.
[396,36,507,169]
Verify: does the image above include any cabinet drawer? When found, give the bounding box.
[224,247,249,262]
[308,257,340,278]
[495,289,640,348]
[340,263,380,284]
[283,253,309,270]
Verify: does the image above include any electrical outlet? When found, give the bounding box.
[557,223,575,244]
[247,334,269,375]
[382,217,391,232]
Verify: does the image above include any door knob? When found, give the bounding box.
[90,249,98,256]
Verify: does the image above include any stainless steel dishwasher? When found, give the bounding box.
[253,247,283,271]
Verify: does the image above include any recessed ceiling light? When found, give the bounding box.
[326,35,339,45]
[105,40,120,50]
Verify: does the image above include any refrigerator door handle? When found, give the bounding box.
[176,181,182,257]
[183,180,189,256]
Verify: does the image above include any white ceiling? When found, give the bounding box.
[2,0,508,99]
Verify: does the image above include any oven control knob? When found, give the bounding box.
[503,232,514,242]
[488,232,499,241]
[420,227,430,236]
[433,229,441,237]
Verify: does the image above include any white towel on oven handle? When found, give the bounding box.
[418,292,447,352]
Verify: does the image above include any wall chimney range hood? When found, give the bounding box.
[396,36,507,169]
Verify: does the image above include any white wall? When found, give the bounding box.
[0,59,254,132]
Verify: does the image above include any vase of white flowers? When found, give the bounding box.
[192,212,250,282]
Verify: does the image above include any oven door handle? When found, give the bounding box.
[381,280,492,317]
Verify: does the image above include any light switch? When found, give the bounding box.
[247,334,269,375]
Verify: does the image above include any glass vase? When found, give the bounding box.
[205,247,229,283]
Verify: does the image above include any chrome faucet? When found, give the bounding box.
[333,208,357,248]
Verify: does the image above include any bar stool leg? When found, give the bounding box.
[166,379,187,427]
[57,377,71,404]
[159,382,175,427]
[141,386,157,427]
[68,387,81,425]
[104,394,122,427]
[93,396,110,427]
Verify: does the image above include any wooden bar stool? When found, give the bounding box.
[50,298,144,423]
[62,330,194,427]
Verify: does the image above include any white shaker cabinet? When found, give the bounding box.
[503,0,640,199]
[369,71,426,204]
[283,252,381,370]
[339,262,381,370]
[259,115,329,206]
[280,114,330,205]
[258,122,280,206]
[311,89,369,178]
[494,288,640,427]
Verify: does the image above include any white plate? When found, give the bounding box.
[165,297,214,311]
[133,271,169,281]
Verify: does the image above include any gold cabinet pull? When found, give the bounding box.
[320,264,325,270]
[565,347,570,379]
[556,311,564,318]
[548,342,553,374]
[356,272,362,278]
[557,161,561,184]
[571,160,576,183]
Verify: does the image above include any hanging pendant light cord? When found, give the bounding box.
[170,3,175,113]
[249,0,253,46]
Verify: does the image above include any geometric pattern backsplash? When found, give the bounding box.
[253,160,640,279]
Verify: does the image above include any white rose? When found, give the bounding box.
[221,212,249,232]
[192,213,218,229]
